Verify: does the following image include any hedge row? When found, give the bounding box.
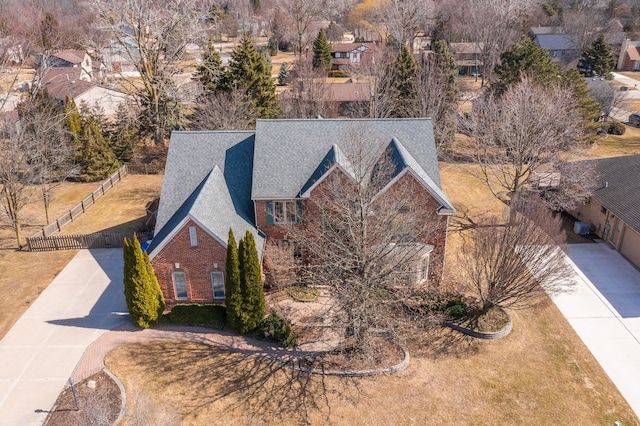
[169,304,227,327]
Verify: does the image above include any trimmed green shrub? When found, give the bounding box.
[444,298,468,319]
[259,312,296,348]
[123,234,164,328]
[169,304,227,327]
[225,229,243,332]
[239,231,266,333]
[606,121,626,135]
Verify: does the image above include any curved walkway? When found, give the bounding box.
[70,323,297,382]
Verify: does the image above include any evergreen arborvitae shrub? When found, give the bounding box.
[240,231,266,333]
[124,234,164,328]
[393,44,419,117]
[122,236,134,314]
[225,229,244,332]
[143,249,165,319]
[259,312,296,348]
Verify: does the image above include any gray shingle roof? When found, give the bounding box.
[535,34,578,51]
[589,154,640,233]
[154,131,255,233]
[252,118,443,200]
[147,166,264,257]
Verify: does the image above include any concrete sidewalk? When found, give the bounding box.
[0,249,128,425]
[551,243,640,419]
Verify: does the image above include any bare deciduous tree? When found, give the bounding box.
[282,126,448,357]
[348,47,398,119]
[466,76,596,210]
[273,0,322,56]
[92,0,210,144]
[191,87,255,130]
[458,196,574,312]
[281,56,338,118]
[0,118,35,248]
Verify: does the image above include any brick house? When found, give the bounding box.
[147,119,455,308]
[330,42,377,74]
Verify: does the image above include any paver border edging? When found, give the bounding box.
[281,342,410,377]
[442,313,512,340]
[103,367,126,426]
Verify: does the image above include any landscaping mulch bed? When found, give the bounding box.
[45,371,121,426]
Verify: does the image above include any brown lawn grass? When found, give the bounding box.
[106,302,638,425]
[0,174,163,339]
[104,163,638,425]
[587,124,640,158]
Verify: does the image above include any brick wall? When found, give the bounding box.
[259,168,449,288]
[152,219,227,309]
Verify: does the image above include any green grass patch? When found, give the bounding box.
[285,285,320,302]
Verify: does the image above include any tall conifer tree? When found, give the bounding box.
[393,45,419,117]
[195,37,223,93]
[578,34,616,79]
[220,33,280,118]
[312,28,332,71]
[225,229,243,332]
[240,231,265,331]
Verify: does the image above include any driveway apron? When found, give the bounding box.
[0,249,127,425]
[552,243,640,419]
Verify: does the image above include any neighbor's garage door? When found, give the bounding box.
[620,225,640,270]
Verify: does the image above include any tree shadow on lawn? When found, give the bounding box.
[114,339,364,425]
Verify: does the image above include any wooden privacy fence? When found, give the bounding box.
[27,231,153,252]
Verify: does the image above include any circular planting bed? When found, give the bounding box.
[285,285,320,302]
[444,305,512,340]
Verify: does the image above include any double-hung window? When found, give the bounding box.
[267,201,302,225]
[211,271,225,298]
[172,270,188,299]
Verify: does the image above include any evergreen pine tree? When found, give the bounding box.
[219,33,280,118]
[431,40,460,149]
[225,229,243,332]
[278,62,289,86]
[124,234,163,328]
[564,68,603,137]
[493,36,562,96]
[77,116,119,182]
[239,231,265,332]
[64,98,82,150]
[195,37,223,93]
[578,34,616,79]
[393,44,419,117]
[312,28,333,71]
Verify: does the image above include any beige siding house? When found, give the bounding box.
[572,155,640,269]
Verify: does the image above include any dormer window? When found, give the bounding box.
[267,201,302,224]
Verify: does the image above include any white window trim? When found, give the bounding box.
[189,226,198,247]
[211,271,225,298]
[172,270,188,299]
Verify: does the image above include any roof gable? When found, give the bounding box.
[380,139,455,214]
[252,118,442,200]
[298,144,355,197]
[148,166,264,257]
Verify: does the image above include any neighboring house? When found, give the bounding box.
[40,67,131,116]
[39,49,95,82]
[147,118,455,308]
[449,42,484,76]
[534,33,580,63]
[571,154,640,270]
[101,38,141,75]
[617,39,640,71]
[330,42,377,73]
[279,79,371,117]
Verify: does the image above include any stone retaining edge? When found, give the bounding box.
[103,367,126,426]
[442,314,513,340]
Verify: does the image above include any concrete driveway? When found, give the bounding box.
[552,243,640,419]
[0,249,128,425]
